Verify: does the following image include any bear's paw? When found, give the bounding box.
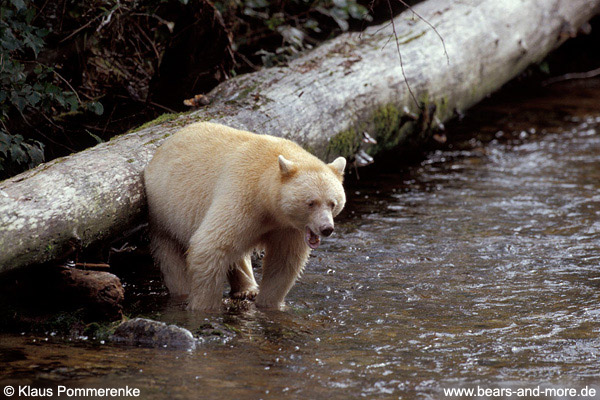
[230,288,258,301]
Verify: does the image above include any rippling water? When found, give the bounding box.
[2,82,600,399]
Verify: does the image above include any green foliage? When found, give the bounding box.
[1,2,53,119]
[0,130,44,173]
[316,0,372,31]
[538,61,550,75]
[0,0,104,177]
[216,0,372,67]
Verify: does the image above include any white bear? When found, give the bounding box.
[144,122,346,311]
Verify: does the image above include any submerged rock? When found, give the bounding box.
[195,321,237,343]
[110,318,196,350]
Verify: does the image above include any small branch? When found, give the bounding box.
[386,0,419,109]
[96,5,119,33]
[113,95,178,114]
[59,14,102,43]
[133,20,161,62]
[147,101,178,114]
[542,67,600,86]
[236,52,261,71]
[394,0,450,65]
[31,0,51,24]
[74,262,111,269]
[32,123,77,153]
[50,66,82,104]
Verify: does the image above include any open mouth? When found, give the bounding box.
[305,227,321,249]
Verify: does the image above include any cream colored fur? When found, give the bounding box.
[144,122,346,311]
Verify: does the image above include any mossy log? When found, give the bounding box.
[1,0,599,272]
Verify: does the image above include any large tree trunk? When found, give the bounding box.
[1,0,599,273]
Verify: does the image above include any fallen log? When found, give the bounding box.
[57,267,124,319]
[1,0,599,273]
[0,265,124,320]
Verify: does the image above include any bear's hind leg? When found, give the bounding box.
[228,254,259,300]
[150,229,190,296]
[256,230,310,309]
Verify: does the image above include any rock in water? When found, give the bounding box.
[111,318,196,350]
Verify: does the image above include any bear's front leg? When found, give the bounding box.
[186,227,236,312]
[256,229,310,309]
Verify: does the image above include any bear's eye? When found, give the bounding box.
[308,200,316,208]
[329,201,336,209]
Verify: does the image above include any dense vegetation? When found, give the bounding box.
[1,0,419,179]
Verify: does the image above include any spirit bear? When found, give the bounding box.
[144,122,346,311]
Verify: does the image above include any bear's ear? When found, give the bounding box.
[328,157,346,175]
[278,155,297,176]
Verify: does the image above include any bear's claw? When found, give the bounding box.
[230,289,258,300]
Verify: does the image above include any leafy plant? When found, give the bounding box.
[0,130,44,174]
[0,0,103,177]
[216,0,372,67]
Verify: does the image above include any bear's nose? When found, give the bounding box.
[320,226,334,237]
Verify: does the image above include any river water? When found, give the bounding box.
[1,81,600,399]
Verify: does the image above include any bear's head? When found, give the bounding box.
[277,155,346,249]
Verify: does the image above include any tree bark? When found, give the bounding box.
[1,0,599,273]
[0,265,124,320]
